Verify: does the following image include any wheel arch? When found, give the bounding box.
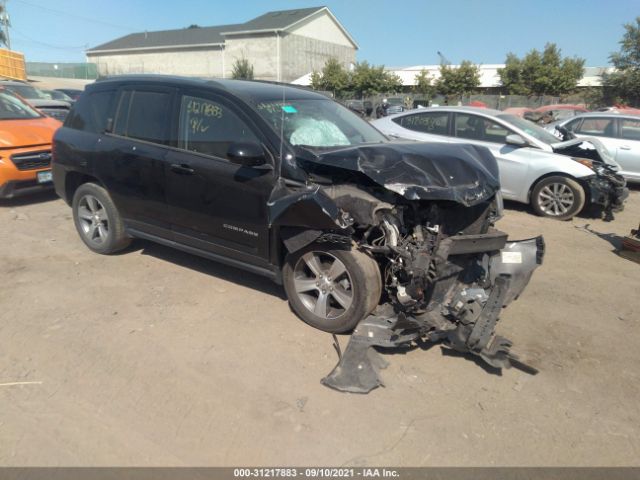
[64,171,103,205]
[526,171,585,203]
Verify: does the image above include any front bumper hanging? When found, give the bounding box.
[322,236,545,394]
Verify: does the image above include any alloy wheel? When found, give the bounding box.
[77,194,110,245]
[537,182,575,217]
[293,251,354,319]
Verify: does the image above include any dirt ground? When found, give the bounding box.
[1,187,639,467]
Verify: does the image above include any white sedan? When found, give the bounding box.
[372,106,627,220]
[546,112,640,183]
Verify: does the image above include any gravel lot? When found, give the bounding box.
[1,188,639,466]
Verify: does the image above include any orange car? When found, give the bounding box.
[0,88,62,198]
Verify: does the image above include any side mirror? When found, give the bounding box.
[555,125,574,141]
[227,142,266,167]
[505,133,528,147]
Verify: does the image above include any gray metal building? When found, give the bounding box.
[86,6,357,83]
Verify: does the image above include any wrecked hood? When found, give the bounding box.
[552,137,619,168]
[296,142,500,207]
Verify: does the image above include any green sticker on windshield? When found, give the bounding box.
[282,105,297,113]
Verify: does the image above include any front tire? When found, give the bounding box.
[72,182,131,254]
[531,176,585,220]
[283,243,382,333]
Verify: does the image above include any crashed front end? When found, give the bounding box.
[273,142,545,393]
[318,194,544,393]
[552,137,629,221]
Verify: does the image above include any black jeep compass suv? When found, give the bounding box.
[52,75,542,371]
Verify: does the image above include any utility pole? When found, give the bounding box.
[437,51,450,66]
[0,0,10,50]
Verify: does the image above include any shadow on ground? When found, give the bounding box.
[136,239,287,300]
[0,190,58,207]
[504,196,635,222]
[574,223,624,250]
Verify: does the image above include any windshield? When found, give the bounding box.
[497,114,560,145]
[253,98,386,148]
[46,90,72,102]
[6,84,48,100]
[0,91,42,120]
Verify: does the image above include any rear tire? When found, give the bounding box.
[531,176,585,220]
[72,182,131,254]
[283,243,382,333]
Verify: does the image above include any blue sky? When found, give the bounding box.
[7,0,639,67]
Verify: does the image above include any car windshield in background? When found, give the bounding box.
[46,90,73,102]
[0,91,42,120]
[498,114,561,145]
[254,98,386,148]
[6,84,48,100]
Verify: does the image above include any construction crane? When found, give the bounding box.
[437,51,451,66]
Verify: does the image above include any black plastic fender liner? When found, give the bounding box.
[321,336,390,394]
[321,311,421,394]
[267,180,346,230]
[280,227,323,253]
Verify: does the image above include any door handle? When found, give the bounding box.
[620,145,632,150]
[170,163,195,175]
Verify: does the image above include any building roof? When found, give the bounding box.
[87,6,326,53]
[230,7,326,32]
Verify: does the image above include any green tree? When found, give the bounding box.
[0,5,7,48]
[309,70,323,90]
[435,60,481,96]
[498,43,585,96]
[603,17,640,106]
[383,70,403,94]
[309,57,350,96]
[413,69,434,97]
[231,57,254,80]
[497,53,528,95]
[350,61,402,97]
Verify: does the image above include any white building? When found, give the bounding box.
[86,6,358,83]
[292,65,614,89]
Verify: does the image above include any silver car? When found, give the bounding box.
[372,106,628,220]
[547,112,640,183]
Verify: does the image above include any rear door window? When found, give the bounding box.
[455,113,511,143]
[112,89,174,145]
[575,117,615,137]
[620,118,640,141]
[393,112,449,135]
[177,94,260,160]
[65,90,116,133]
[563,118,582,132]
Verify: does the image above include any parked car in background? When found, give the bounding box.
[548,112,640,183]
[372,106,628,220]
[0,87,61,198]
[502,107,533,118]
[525,104,588,124]
[54,88,84,101]
[0,80,71,122]
[42,89,76,104]
[343,99,366,117]
[385,96,406,114]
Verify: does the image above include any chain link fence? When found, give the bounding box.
[26,62,98,80]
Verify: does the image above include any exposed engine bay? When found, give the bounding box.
[270,142,545,393]
[320,186,544,393]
